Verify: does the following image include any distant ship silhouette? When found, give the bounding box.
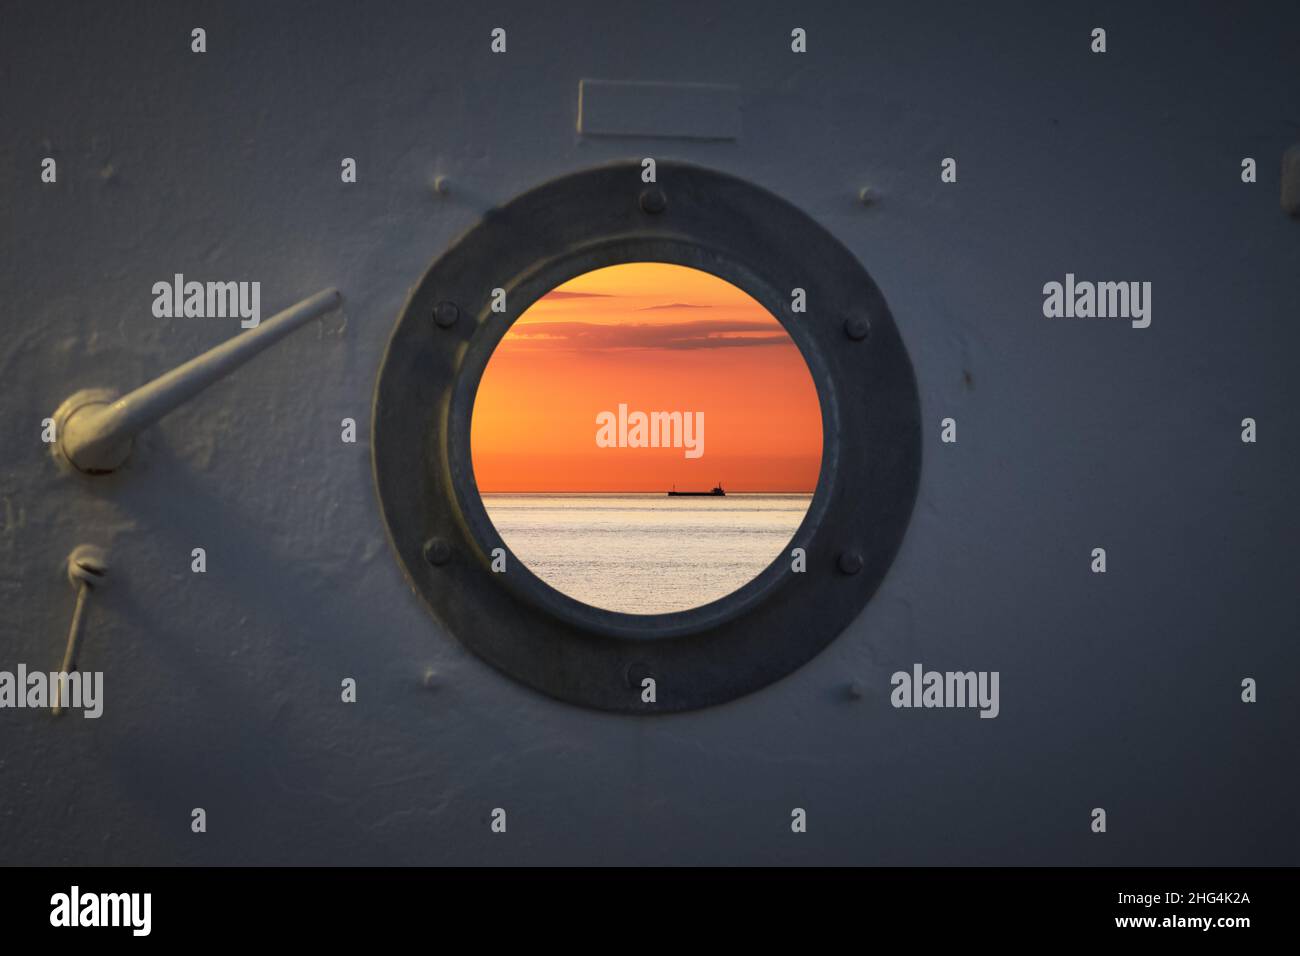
[667,482,726,497]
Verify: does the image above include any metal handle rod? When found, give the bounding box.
[61,288,342,470]
[51,583,90,717]
[52,546,106,718]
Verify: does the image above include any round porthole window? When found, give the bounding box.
[372,161,921,712]
[470,261,823,616]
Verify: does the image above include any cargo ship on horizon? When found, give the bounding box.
[667,483,726,497]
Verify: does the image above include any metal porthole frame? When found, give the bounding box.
[371,160,921,713]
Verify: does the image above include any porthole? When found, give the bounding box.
[372,161,921,712]
[470,261,823,615]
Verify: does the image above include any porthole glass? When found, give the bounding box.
[470,262,823,614]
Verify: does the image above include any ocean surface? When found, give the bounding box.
[481,494,813,614]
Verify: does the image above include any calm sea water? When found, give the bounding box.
[481,494,813,615]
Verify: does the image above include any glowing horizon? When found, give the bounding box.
[471,263,823,494]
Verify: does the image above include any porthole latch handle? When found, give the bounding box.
[51,288,342,474]
[51,544,107,717]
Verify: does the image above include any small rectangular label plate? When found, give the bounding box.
[577,79,741,141]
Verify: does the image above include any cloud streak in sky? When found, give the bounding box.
[539,290,614,300]
[505,319,793,351]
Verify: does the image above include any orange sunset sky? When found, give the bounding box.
[471,263,822,493]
